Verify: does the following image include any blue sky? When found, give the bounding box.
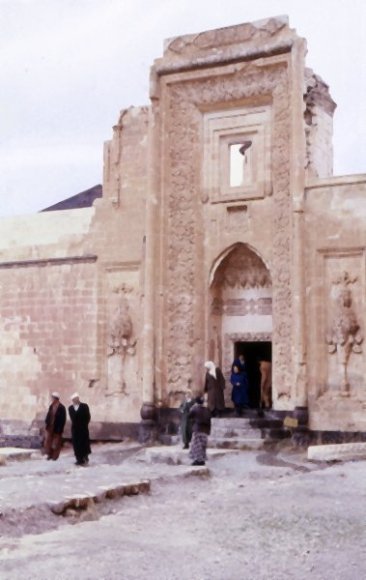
[0,0,365,216]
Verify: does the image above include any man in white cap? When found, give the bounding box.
[44,392,67,460]
[68,393,91,466]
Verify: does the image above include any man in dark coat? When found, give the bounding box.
[44,392,67,460]
[68,392,91,466]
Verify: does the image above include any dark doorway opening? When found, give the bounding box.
[234,341,272,408]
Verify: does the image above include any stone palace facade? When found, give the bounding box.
[1,16,366,440]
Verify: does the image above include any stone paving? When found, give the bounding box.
[0,441,221,521]
[1,441,366,579]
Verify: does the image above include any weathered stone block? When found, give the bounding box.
[308,442,366,462]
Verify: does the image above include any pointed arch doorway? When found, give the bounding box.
[209,243,272,409]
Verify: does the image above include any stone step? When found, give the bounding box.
[208,437,269,451]
[210,426,264,439]
[211,417,284,428]
[208,417,291,449]
[0,447,34,463]
[210,426,290,440]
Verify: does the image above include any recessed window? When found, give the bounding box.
[229,141,252,187]
[203,105,272,202]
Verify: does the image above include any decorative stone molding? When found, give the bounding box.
[224,331,272,375]
[226,331,272,342]
[211,297,272,316]
[0,255,97,269]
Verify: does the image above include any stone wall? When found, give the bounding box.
[0,17,365,439]
[305,175,366,431]
[304,70,336,179]
[0,106,150,434]
[0,210,98,429]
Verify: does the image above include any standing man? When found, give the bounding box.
[68,392,91,466]
[44,392,67,461]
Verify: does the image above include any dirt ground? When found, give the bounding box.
[0,444,366,580]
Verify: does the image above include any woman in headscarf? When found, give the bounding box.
[189,396,211,466]
[204,361,225,417]
[230,361,249,416]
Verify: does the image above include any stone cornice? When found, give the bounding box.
[152,39,293,79]
[0,255,97,269]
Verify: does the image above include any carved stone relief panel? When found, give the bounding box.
[223,297,272,316]
[321,252,365,399]
[105,266,139,399]
[162,62,291,397]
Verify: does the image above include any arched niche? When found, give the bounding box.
[208,243,272,408]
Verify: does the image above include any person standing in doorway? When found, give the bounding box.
[204,361,226,417]
[44,392,66,461]
[68,393,91,466]
[259,360,272,410]
[230,361,249,416]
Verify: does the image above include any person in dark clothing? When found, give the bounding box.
[68,392,91,466]
[44,392,66,461]
[230,362,249,415]
[204,361,225,417]
[189,396,211,466]
[179,390,195,449]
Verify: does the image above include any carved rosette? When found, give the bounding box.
[163,63,292,396]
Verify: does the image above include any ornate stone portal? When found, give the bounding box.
[209,244,272,389]
[1,17,366,438]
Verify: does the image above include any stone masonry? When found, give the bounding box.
[0,16,365,440]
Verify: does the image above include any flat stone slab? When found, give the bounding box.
[0,447,34,462]
[308,442,366,462]
[135,445,236,465]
